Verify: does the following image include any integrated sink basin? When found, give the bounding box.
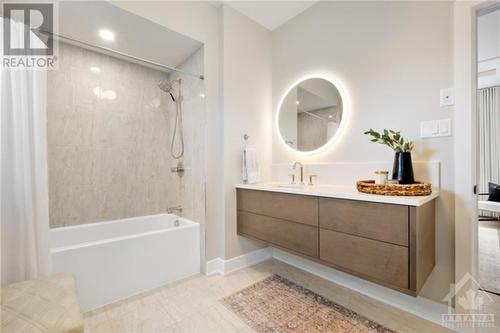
[272,183,309,190]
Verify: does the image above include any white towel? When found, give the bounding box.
[242,148,260,184]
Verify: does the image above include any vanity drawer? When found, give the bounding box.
[319,198,408,246]
[237,189,318,226]
[320,229,408,289]
[238,210,319,257]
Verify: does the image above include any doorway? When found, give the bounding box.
[476,4,500,297]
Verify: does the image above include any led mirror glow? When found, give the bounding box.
[277,77,347,153]
[98,28,115,41]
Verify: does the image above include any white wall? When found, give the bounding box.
[271,1,454,303]
[221,5,272,259]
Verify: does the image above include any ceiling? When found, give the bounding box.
[56,1,202,71]
[223,1,318,30]
[297,79,339,113]
[54,1,316,72]
[297,87,334,113]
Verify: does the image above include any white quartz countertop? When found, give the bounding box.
[236,182,439,207]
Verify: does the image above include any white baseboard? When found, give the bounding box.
[205,258,225,276]
[205,247,273,276]
[272,249,450,328]
[207,247,452,329]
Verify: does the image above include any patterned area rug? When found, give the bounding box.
[221,275,395,333]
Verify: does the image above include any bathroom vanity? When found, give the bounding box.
[236,183,439,296]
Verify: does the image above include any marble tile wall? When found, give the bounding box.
[47,42,205,228]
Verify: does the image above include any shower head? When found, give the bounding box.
[158,80,172,92]
[158,80,176,102]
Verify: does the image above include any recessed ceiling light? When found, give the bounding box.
[199,93,205,98]
[98,29,115,41]
[296,101,300,105]
[90,66,101,73]
[328,115,333,119]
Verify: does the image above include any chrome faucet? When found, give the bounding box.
[167,206,183,215]
[292,162,304,185]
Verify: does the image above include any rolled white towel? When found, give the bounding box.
[242,148,260,184]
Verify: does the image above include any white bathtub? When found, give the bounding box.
[50,214,200,311]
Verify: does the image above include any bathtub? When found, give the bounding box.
[50,214,200,311]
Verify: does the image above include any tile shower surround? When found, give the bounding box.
[47,43,205,228]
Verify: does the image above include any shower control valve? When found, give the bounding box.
[170,161,185,177]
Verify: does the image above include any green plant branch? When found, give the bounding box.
[364,129,414,152]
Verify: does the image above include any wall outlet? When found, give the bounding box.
[440,88,454,106]
[421,119,451,138]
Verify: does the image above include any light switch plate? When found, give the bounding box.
[421,119,452,138]
[440,88,454,106]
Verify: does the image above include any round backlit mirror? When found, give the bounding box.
[278,78,344,152]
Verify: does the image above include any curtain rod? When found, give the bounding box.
[44,31,204,80]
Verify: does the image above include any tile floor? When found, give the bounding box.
[84,260,454,333]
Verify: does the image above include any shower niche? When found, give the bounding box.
[46,1,206,231]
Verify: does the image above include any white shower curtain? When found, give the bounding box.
[1,18,51,286]
[478,86,500,211]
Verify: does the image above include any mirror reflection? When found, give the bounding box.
[278,78,343,152]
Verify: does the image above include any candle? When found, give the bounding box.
[374,171,389,185]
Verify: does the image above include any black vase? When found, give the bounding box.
[392,152,415,184]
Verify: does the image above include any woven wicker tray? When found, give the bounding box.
[357,180,432,196]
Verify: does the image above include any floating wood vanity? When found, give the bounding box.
[236,184,439,296]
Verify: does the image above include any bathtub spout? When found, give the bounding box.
[167,206,183,216]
